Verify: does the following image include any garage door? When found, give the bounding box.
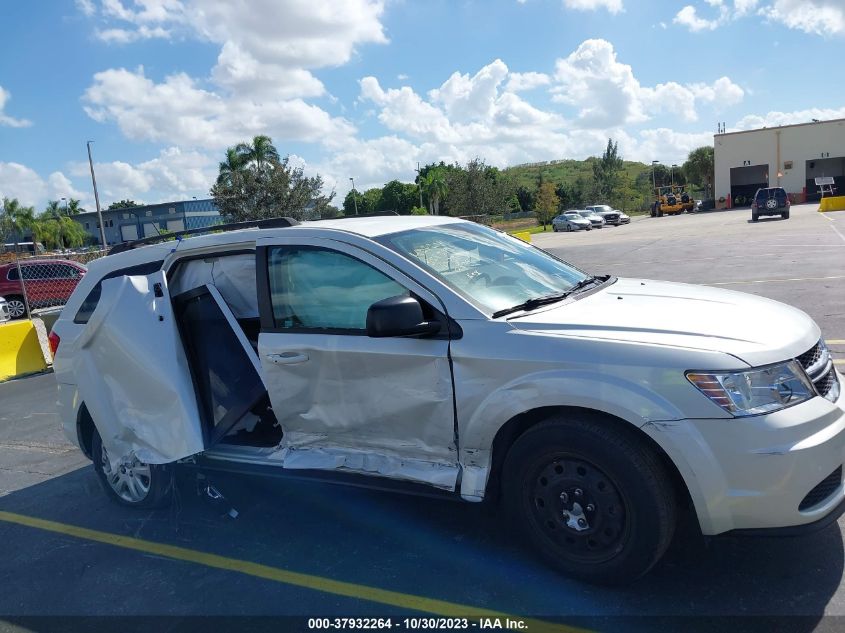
[730,165,768,207]
[806,157,845,202]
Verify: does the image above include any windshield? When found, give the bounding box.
[578,211,593,217]
[378,222,588,314]
[564,213,580,219]
[594,205,612,213]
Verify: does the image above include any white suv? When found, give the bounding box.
[51,216,844,584]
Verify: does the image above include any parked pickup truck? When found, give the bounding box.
[51,216,843,584]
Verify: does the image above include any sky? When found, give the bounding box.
[1,0,844,211]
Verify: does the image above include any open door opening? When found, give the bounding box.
[169,254,282,450]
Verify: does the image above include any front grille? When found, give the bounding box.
[796,340,838,401]
[798,342,823,370]
[799,466,842,511]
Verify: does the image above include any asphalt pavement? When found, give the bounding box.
[1,204,845,631]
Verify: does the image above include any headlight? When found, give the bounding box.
[686,360,815,416]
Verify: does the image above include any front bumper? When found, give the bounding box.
[642,369,845,535]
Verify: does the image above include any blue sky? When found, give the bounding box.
[1,0,844,210]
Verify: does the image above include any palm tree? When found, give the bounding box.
[422,169,448,215]
[67,198,83,215]
[1,197,37,243]
[235,135,280,173]
[217,146,246,186]
[44,200,62,219]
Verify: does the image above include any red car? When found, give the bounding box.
[0,259,86,319]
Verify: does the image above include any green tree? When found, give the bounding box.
[235,134,280,174]
[216,147,246,188]
[443,158,514,216]
[592,138,624,201]
[107,199,140,210]
[534,181,560,230]
[211,155,334,222]
[515,186,534,212]
[0,197,37,243]
[421,168,448,215]
[682,146,715,197]
[67,198,84,214]
[379,180,418,214]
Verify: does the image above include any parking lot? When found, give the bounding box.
[1,203,845,630]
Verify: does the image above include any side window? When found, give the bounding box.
[7,267,19,281]
[73,260,164,324]
[267,247,408,331]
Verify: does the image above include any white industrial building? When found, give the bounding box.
[714,117,845,206]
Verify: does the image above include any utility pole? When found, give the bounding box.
[349,177,358,215]
[416,162,423,210]
[86,141,107,249]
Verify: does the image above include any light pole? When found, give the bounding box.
[86,141,107,249]
[60,197,68,216]
[349,177,359,215]
[415,162,423,210]
[671,164,679,187]
[651,160,659,190]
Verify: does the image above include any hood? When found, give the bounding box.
[508,278,819,367]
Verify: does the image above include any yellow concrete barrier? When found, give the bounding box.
[819,196,845,212]
[512,230,532,242]
[0,320,48,382]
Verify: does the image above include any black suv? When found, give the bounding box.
[752,187,790,221]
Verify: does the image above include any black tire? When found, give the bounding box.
[656,205,663,217]
[502,416,677,585]
[92,429,173,508]
[5,295,27,319]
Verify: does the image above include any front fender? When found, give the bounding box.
[460,368,688,452]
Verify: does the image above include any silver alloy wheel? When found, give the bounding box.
[6,298,25,318]
[101,444,152,503]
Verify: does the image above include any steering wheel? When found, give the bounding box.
[467,272,492,286]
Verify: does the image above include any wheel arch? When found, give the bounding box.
[484,405,695,521]
[76,402,96,460]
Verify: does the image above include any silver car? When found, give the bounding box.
[0,296,10,322]
[50,216,845,585]
[585,204,631,226]
[552,211,592,232]
[577,209,606,228]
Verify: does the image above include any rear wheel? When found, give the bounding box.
[92,429,173,508]
[656,205,663,217]
[503,416,677,584]
[5,295,26,319]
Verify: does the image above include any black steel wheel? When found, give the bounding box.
[503,415,677,584]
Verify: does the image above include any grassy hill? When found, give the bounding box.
[503,157,652,189]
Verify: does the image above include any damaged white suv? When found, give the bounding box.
[52,216,843,584]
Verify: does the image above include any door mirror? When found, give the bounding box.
[366,295,441,338]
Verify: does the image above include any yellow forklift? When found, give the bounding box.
[650,185,695,216]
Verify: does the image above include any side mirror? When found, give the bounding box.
[366,295,441,338]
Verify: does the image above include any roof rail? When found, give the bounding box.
[107,217,299,255]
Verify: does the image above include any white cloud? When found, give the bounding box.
[734,106,845,130]
[563,0,624,14]
[674,5,722,30]
[763,0,845,36]
[674,0,843,35]
[551,39,741,126]
[83,66,354,150]
[0,86,32,128]
[0,163,48,207]
[96,25,170,43]
[505,71,551,92]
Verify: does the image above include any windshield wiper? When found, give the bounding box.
[492,275,610,318]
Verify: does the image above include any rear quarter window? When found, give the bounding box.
[73,260,164,324]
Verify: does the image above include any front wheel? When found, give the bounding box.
[92,429,173,508]
[5,295,27,319]
[502,416,677,584]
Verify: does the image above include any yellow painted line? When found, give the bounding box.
[0,510,585,632]
[827,340,845,345]
[834,359,845,366]
[709,275,845,286]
